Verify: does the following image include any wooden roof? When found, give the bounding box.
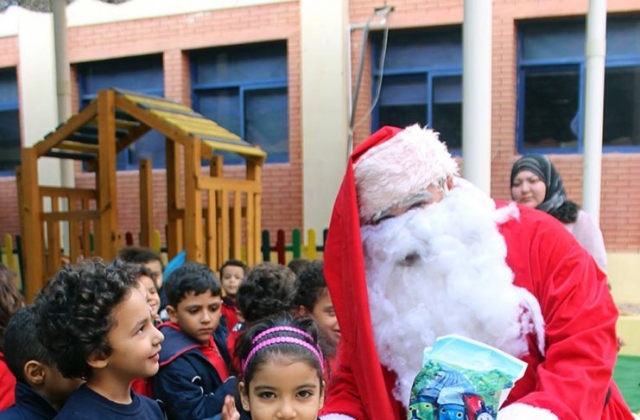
[33,88,266,162]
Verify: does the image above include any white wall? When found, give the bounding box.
[300,0,349,239]
[17,8,61,187]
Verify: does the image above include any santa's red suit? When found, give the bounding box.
[321,126,634,420]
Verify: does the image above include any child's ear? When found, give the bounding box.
[239,381,251,412]
[295,305,310,317]
[86,349,109,369]
[24,360,46,386]
[166,305,179,323]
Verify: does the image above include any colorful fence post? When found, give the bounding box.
[291,229,301,260]
[275,230,286,265]
[125,232,134,246]
[307,229,317,260]
[261,230,271,262]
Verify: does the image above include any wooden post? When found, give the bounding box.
[46,197,61,278]
[210,155,225,265]
[139,158,153,247]
[19,148,44,302]
[68,196,80,264]
[232,191,242,259]
[246,159,262,265]
[184,140,203,262]
[96,89,118,260]
[166,138,182,260]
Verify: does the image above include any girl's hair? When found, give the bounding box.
[236,262,296,325]
[0,263,23,351]
[236,313,324,388]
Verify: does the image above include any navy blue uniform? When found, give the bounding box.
[53,385,163,419]
[0,382,57,420]
[152,323,240,420]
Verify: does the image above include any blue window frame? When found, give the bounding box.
[76,55,165,169]
[517,16,640,153]
[191,41,289,164]
[0,67,20,176]
[371,27,463,150]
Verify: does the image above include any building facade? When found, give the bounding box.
[0,0,639,264]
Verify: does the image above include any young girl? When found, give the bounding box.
[232,313,325,420]
[0,263,23,410]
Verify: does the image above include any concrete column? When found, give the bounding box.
[17,7,61,187]
[300,0,349,238]
[462,0,492,195]
[582,0,607,222]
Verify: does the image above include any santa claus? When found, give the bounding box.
[321,125,634,420]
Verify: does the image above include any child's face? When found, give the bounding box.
[99,288,164,382]
[42,364,83,410]
[240,355,324,420]
[221,265,244,297]
[310,290,341,349]
[145,260,164,290]
[168,291,222,345]
[138,275,160,316]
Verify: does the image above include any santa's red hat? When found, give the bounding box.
[324,125,458,419]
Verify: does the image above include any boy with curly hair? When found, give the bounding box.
[1,305,82,419]
[36,260,165,419]
[152,262,240,420]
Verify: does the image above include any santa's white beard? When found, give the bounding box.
[361,183,544,405]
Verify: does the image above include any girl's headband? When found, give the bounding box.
[242,336,324,374]
[251,326,315,344]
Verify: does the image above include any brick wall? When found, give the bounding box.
[0,0,639,253]
[349,0,640,251]
[0,2,303,251]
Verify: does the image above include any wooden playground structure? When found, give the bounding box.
[17,88,266,301]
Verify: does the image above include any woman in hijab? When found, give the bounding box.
[510,154,608,272]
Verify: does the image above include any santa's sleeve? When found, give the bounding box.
[503,213,623,419]
[320,350,366,420]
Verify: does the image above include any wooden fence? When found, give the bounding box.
[0,228,328,293]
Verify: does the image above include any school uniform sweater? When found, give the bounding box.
[53,385,163,419]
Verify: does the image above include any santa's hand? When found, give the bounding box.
[497,403,558,420]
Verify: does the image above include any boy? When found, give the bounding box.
[153,262,240,420]
[36,260,165,419]
[0,305,82,419]
[219,259,248,332]
[118,246,167,312]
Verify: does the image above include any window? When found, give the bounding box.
[372,27,462,150]
[76,55,165,169]
[518,16,640,152]
[191,41,289,164]
[0,67,20,175]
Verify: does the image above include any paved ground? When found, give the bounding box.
[614,355,640,412]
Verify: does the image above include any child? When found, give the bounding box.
[118,247,167,312]
[35,260,165,419]
[0,264,23,410]
[287,258,311,276]
[231,262,297,370]
[219,259,248,332]
[294,260,340,386]
[152,262,240,420]
[121,261,161,324]
[235,313,325,420]
[1,305,83,419]
[236,262,297,327]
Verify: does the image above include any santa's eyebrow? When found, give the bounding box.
[369,191,435,225]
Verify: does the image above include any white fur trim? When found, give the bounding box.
[354,124,459,223]
[320,415,356,420]
[497,403,558,420]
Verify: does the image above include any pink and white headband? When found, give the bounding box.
[242,327,324,374]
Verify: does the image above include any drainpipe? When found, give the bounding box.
[581,0,607,222]
[462,0,492,195]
